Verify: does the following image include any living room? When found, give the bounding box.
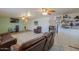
[0,8,79,51]
[0,8,56,51]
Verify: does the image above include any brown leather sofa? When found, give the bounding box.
[43,32,54,51]
[0,33,17,51]
[49,26,55,32]
[19,32,54,51]
[12,32,55,51]
[25,36,46,51]
[43,32,51,51]
[17,36,46,51]
[48,32,54,49]
[34,26,42,33]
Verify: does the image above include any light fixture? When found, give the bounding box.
[21,16,28,23]
[41,8,48,15]
[41,8,55,15]
[20,11,32,21]
[21,16,27,20]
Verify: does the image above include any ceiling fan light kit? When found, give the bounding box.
[41,8,55,15]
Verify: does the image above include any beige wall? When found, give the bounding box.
[27,17,50,32]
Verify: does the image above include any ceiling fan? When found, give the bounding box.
[41,8,55,15]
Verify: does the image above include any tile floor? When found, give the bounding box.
[50,27,79,51]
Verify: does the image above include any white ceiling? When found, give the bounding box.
[0,8,79,19]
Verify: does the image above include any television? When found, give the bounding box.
[10,18,19,23]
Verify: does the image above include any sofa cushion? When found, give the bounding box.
[19,36,45,51]
[1,33,12,42]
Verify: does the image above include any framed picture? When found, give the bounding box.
[34,21,38,25]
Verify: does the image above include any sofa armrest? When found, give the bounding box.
[0,38,17,48]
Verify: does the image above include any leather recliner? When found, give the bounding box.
[0,33,17,51]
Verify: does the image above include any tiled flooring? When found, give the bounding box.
[50,27,79,51]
